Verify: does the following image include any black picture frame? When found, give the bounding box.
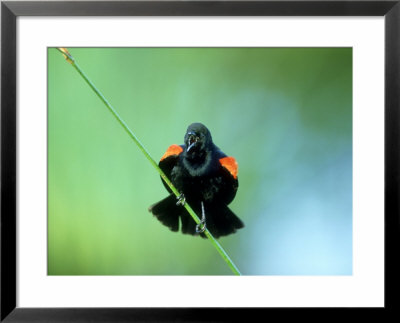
[1,1,399,321]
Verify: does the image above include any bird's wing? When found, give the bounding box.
[214,150,239,205]
[158,144,184,193]
[219,156,238,180]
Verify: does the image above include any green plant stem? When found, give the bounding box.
[57,48,241,276]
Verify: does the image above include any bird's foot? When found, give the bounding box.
[196,201,207,233]
[176,193,186,206]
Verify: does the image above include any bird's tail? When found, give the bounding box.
[148,194,181,232]
[149,195,244,238]
[148,194,199,235]
[204,204,244,239]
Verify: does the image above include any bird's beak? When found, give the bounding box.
[187,132,198,152]
[187,142,196,152]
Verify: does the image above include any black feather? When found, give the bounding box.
[148,194,180,232]
[149,123,244,238]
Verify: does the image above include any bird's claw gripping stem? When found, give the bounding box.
[196,202,207,233]
[176,193,186,206]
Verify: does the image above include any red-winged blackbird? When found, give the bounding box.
[149,123,244,238]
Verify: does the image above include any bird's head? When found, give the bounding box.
[184,123,213,158]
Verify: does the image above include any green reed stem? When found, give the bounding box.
[56,48,241,275]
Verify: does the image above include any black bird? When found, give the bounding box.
[148,123,244,238]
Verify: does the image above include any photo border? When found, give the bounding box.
[1,1,399,321]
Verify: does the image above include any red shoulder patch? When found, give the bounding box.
[219,156,238,179]
[160,144,183,161]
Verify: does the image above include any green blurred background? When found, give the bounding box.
[48,47,352,275]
